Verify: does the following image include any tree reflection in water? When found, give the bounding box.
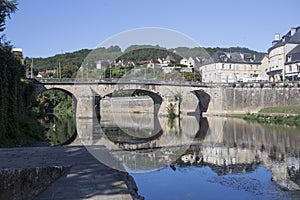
[44,114,76,145]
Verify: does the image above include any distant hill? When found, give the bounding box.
[25,49,92,72]
[25,45,266,72]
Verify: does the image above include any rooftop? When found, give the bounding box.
[203,51,260,65]
[286,45,300,64]
[268,26,300,52]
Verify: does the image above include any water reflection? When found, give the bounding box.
[42,114,76,145]
[98,113,300,197]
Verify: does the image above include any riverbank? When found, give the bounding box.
[228,105,300,127]
[0,146,143,200]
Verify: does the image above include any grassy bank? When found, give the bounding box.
[229,105,300,127]
[259,105,300,115]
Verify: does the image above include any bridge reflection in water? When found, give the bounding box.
[75,111,300,191]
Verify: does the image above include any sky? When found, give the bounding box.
[3,0,300,58]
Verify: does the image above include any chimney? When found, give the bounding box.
[226,53,231,59]
[272,33,280,46]
[240,53,244,60]
[274,33,280,41]
[291,27,297,36]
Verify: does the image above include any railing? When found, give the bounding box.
[29,78,300,88]
[31,78,209,87]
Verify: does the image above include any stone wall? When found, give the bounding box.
[215,87,300,114]
[100,96,154,113]
[98,87,300,115]
[0,166,70,200]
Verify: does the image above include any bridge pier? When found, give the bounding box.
[74,88,96,145]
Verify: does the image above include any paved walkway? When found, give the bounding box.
[0,146,133,200]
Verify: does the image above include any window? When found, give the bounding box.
[256,65,259,70]
[244,65,247,70]
[250,65,253,70]
[222,64,225,69]
[229,64,232,70]
[289,65,292,72]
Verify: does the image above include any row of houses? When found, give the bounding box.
[17,26,300,82]
[199,26,300,83]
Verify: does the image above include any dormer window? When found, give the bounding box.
[288,55,292,62]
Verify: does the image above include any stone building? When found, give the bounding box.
[200,51,263,83]
[266,26,300,81]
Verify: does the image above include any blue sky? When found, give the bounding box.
[4,0,300,58]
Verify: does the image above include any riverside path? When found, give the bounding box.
[0,145,138,200]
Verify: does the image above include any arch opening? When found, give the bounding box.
[98,89,163,145]
[190,90,211,117]
[33,88,77,146]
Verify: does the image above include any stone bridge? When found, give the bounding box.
[32,78,212,118]
[31,78,300,143]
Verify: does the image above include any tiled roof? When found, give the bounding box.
[205,51,260,65]
[286,45,300,64]
[268,26,300,52]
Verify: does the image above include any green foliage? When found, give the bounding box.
[46,115,74,146]
[26,45,265,78]
[0,46,44,147]
[169,47,210,59]
[182,71,202,81]
[33,90,73,117]
[0,0,17,32]
[259,105,300,115]
[61,65,79,78]
[205,46,265,61]
[24,49,91,73]
[230,113,300,127]
[117,47,182,63]
[167,103,177,119]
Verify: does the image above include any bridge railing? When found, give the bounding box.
[30,78,300,88]
[32,78,209,86]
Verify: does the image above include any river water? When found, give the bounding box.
[46,112,300,199]
[100,113,300,200]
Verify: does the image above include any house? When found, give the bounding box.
[96,60,110,69]
[188,57,202,67]
[285,45,300,81]
[11,48,23,60]
[266,26,300,81]
[200,51,262,83]
[163,55,176,65]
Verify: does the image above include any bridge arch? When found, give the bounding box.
[99,88,163,116]
[191,90,211,115]
[33,85,78,145]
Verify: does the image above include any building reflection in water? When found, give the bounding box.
[90,112,300,191]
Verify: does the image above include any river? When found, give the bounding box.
[47,112,300,199]
[101,113,300,199]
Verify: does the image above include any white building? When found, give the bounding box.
[266,26,300,81]
[200,52,264,83]
[285,45,300,81]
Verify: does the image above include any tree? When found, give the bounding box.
[0,0,17,32]
[61,65,79,78]
[0,1,44,147]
